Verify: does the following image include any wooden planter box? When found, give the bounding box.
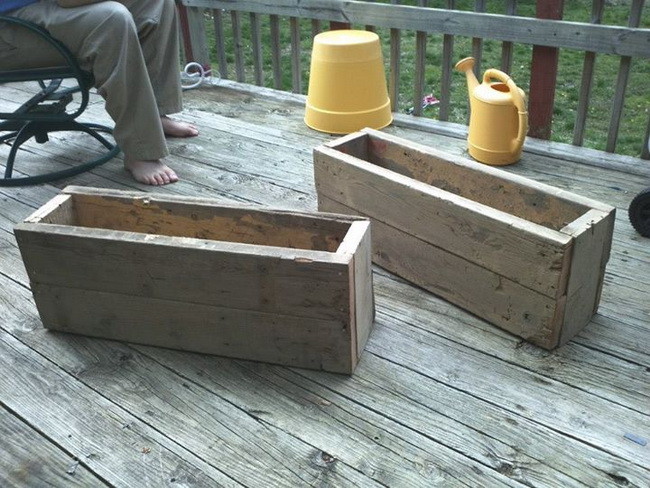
[314,129,615,349]
[15,186,374,374]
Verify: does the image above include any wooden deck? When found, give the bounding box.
[1,80,649,487]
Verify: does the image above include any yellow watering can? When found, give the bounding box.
[455,57,528,166]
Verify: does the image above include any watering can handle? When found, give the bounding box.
[483,69,528,151]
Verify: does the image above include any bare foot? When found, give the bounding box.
[124,158,179,186]
[160,115,199,138]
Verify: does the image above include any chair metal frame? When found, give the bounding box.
[0,15,120,186]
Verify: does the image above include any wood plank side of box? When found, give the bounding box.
[313,129,615,349]
[14,186,374,374]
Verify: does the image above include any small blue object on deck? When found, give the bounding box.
[623,433,648,446]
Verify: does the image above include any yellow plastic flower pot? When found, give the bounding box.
[305,30,392,134]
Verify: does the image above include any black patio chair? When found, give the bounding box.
[0,15,120,187]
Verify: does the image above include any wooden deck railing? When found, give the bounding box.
[177,0,650,160]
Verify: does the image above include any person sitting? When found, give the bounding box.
[0,0,198,185]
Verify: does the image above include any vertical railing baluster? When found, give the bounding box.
[213,9,229,80]
[606,0,643,153]
[412,0,428,116]
[389,0,402,112]
[439,0,456,121]
[311,19,321,39]
[471,0,486,77]
[573,0,604,147]
[270,15,282,90]
[250,12,263,86]
[642,115,650,159]
[365,0,376,33]
[500,0,516,73]
[290,17,302,93]
[231,10,245,82]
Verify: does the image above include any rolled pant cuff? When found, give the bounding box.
[158,102,183,116]
[122,146,170,161]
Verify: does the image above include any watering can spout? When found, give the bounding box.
[455,57,478,109]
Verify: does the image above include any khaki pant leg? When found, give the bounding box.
[117,0,183,115]
[1,0,169,160]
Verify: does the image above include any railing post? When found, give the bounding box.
[176,1,210,70]
[176,1,194,65]
[471,0,486,77]
[528,0,564,140]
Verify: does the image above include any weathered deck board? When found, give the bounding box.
[372,270,649,414]
[0,406,106,487]
[1,81,649,487]
[0,207,514,487]
[0,313,240,488]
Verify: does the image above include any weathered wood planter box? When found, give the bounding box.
[15,186,374,374]
[314,129,615,349]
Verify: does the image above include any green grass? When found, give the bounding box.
[200,1,650,158]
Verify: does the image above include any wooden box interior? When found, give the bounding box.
[333,132,591,231]
[36,192,353,253]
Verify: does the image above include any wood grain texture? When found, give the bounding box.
[331,128,612,220]
[138,348,522,487]
[315,145,572,298]
[315,129,616,348]
[319,195,561,346]
[0,407,106,488]
[366,315,650,466]
[0,329,238,487]
[338,221,375,360]
[14,188,374,373]
[1,79,648,486]
[559,208,616,345]
[62,188,352,251]
[15,224,352,320]
[412,30,426,117]
[0,274,371,486]
[30,283,355,373]
[371,267,650,415]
